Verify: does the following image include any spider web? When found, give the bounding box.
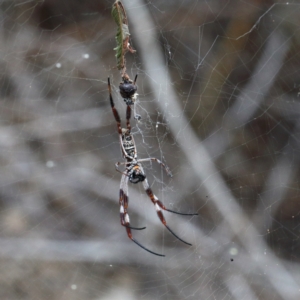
[0,0,299,299]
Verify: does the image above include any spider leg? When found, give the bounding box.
[115,162,130,176]
[131,238,165,257]
[126,104,131,131]
[108,77,122,135]
[137,160,197,216]
[120,175,146,231]
[142,176,195,246]
[132,74,141,120]
[136,157,173,177]
[120,175,165,256]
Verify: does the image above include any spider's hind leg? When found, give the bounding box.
[120,177,145,230]
[119,175,164,256]
[120,190,146,231]
[142,177,197,246]
[122,213,165,257]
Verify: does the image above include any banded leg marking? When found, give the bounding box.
[143,178,196,246]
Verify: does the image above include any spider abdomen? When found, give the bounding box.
[119,82,137,99]
[119,82,137,106]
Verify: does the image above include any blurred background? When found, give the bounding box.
[0,0,299,299]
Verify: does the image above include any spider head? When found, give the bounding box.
[129,166,146,184]
[119,77,137,105]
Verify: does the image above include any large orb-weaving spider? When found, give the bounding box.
[108,77,198,256]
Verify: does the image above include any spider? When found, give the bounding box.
[108,77,198,256]
[119,73,141,120]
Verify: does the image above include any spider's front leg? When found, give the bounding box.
[108,77,122,135]
[126,104,132,131]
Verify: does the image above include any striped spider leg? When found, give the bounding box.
[119,173,165,257]
[140,165,198,246]
[119,174,146,231]
[108,77,198,256]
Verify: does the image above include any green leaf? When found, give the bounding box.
[111,1,135,70]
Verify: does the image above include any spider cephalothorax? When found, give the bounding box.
[119,74,138,105]
[108,77,198,256]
